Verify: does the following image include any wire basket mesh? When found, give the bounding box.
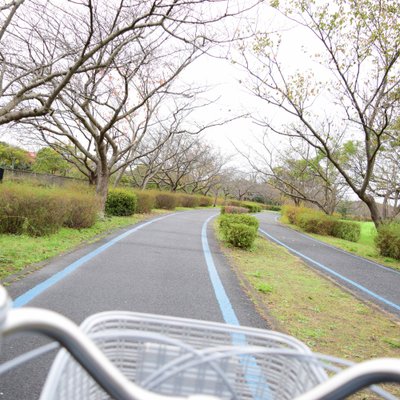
[40,312,328,400]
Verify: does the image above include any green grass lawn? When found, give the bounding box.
[215,225,400,398]
[280,216,400,271]
[0,211,166,281]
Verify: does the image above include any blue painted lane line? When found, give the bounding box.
[14,214,175,308]
[201,215,239,326]
[273,215,400,276]
[259,228,400,313]
[201,215,271,400]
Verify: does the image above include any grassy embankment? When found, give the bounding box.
[281,215,400,272]
[215,220,400,398]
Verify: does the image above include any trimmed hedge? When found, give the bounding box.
[219,214,259,232]
[0,185,66,236]
[264,205,282,212]
[63,193,100,229]
[225,200,242,207]
[282,205,361,243]
[242,202,262,213]
[282,205,309,225]
[134,191,155,213]
[221,206,249,214]
[297,212,336,236]
[198,196,213,207]
[218,213,258,249]
[105,189,137,216]
[225,223,257,249]
[0,184,99,236]
[178,194,199,208]
[155,192,177,210]
[376,222,400,260]
[331,220,361,242]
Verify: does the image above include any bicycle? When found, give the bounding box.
[0,285,399,399]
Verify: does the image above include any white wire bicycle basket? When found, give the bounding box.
[40,311,327,400]
[0,285,399,400]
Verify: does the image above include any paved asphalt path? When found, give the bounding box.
[257,212,400,318]
[0,210,268,399]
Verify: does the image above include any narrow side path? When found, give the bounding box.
[1,209,267,399]
[257,212,400,317]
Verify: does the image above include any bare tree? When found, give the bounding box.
[240,0,400,226]
[239,136,346,214]
[147,135,228,193]
[1,0,260,125]
[23,44,200,206]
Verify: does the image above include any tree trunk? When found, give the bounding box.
[363,194,383,228]
[96,169,110,212]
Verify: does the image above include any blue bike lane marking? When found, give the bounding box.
[201,215,271,400]
[259,228,400,313]
[14,214,176,308]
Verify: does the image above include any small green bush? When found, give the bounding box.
[63,193,100,229]
[105,189,137,216]
[225,223,257,249]
[331,220,361,242]
[218,212,262,249]
[264,205,282,212]
[376,222,400,260]
[134,191,155,213]
[177,194,199,208]
[221,206,249,214]
[155,192,177,210]
[219,214,259,230]
[297,211,336,236]
[282,205,309,224]
[225,200,242,207]
[198,196,213,207]
[242,202,262,213]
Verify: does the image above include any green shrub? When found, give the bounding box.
[222,214,259,229]
[105,189,137,216]
[282,205,309,224]
[221,206,249,214]
[218,214,259,238]
[225,200,242,207]
[177,194,199,208]
[331,220,361,242]
[63,193,100,229]
[0,186,27,234]
[225,223,257,249]
[242,202,262,213]
[264,205,282,212]
[25,194,67,236]
[134,191,156,213]
[198,196,213,207]
[376,222,400,260]
[0,185,67,236]
[297,211,336,236]
[155,192,177,210]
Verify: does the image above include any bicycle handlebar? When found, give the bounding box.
[1,286,399,400]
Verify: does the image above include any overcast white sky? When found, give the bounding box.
[179,2,329,168]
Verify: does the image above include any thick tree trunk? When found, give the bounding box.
[96,169,110,212]
[363,194,383,228]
